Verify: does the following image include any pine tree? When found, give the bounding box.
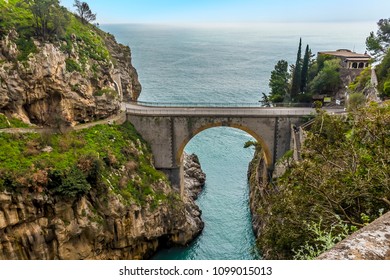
[74,0,96,24]
[268,60,290,103]
[290,38,302,100]
[300,44,310,93]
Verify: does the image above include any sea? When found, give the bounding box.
[102,22,374,260]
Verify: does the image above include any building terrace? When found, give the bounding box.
[318,49,371,69]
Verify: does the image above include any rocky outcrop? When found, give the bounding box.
[183,153,206,200]
[101,32,142,102]
[0,177,203,260]
[0,153,205,260]
[247,148,270,245]
[0,29,141,127]
[318,211,390,260]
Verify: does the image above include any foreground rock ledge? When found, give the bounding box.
[0,155,205,260]
[318,211,390,260]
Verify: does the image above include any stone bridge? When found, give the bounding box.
[126,102,341,193]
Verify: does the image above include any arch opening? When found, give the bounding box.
[164,126,261,259]
[177,123,272,168]
[176,123,273,196]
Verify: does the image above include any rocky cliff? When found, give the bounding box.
[0,2,207,260]
[0,125,205,260]
[248,104,390,259]
[183,153,206,200]
[247,147,272,256]
[0,180,203,260]
[0,27,141,127]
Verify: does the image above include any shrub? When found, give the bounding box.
[293,218,350,260]
[94,88,118,99]
[383,81,390,98]
[347,92,366,111]
[349,67,371,92]
[49,167,91,198]
[16,37,38,61]
[65,58,82,72]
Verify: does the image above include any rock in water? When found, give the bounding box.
[184,153,206,200]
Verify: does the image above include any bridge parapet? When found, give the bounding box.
[125,103,332,117]
[134,101,314,108]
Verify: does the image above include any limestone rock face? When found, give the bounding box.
[318,211,390,260]
[0,31,141,126]
[0,154,206,260]
[183,153,206,200]
[102,33,142,102]
[0,183,202,260]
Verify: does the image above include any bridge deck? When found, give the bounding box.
[125,103,344,117]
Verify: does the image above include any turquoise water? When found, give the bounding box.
[102,22,373,260]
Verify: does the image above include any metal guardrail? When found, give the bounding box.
[134,101,313,108]
[124,102,345,117]
[126,106,320,117]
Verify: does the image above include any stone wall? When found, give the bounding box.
[318,211,390,260]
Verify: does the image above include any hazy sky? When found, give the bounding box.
[60,0,390,24]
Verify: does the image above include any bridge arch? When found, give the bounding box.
[176,122,272,168]
[126,104,314,193]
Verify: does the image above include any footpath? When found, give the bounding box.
[0,110,126,134]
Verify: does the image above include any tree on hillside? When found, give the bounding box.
[290,38,302,100]
[366,19,390,98]
[268,60,290,103]
[366,18,390,61]
[25,0,69,40]
[74,0,96,24]
[300,45,310,93]
[308,59,341,95]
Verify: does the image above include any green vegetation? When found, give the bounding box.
[366,18,390,61]
[293,218,349,260]
[256,102,390,259]
[266,60,290,103]
[348,67,371,93]
[300,44,311,93]
[65,58,82,72]
[63,14,111,68]
[347,92,366,111]
[0,122,170,207]
[0,0,34,38]
[290,38,303,99]
[74,0,96,24]
[15,37,38,61]
[366,18,390,99]
[0,114,30,128]
[375,50,390,98]
[264,39,342,105]
[308,58,341,95]
[94,88,118,99]
[0,0,110,72]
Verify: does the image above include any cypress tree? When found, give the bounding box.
[300,44,310,93]
[290,38,302,100]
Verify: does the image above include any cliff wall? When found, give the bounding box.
[0,126,205,260]
[0,28,141,127]
[248,106,390,260]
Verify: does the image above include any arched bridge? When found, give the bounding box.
[126,102,341,194]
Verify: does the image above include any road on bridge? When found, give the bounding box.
[125,102,344,117]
